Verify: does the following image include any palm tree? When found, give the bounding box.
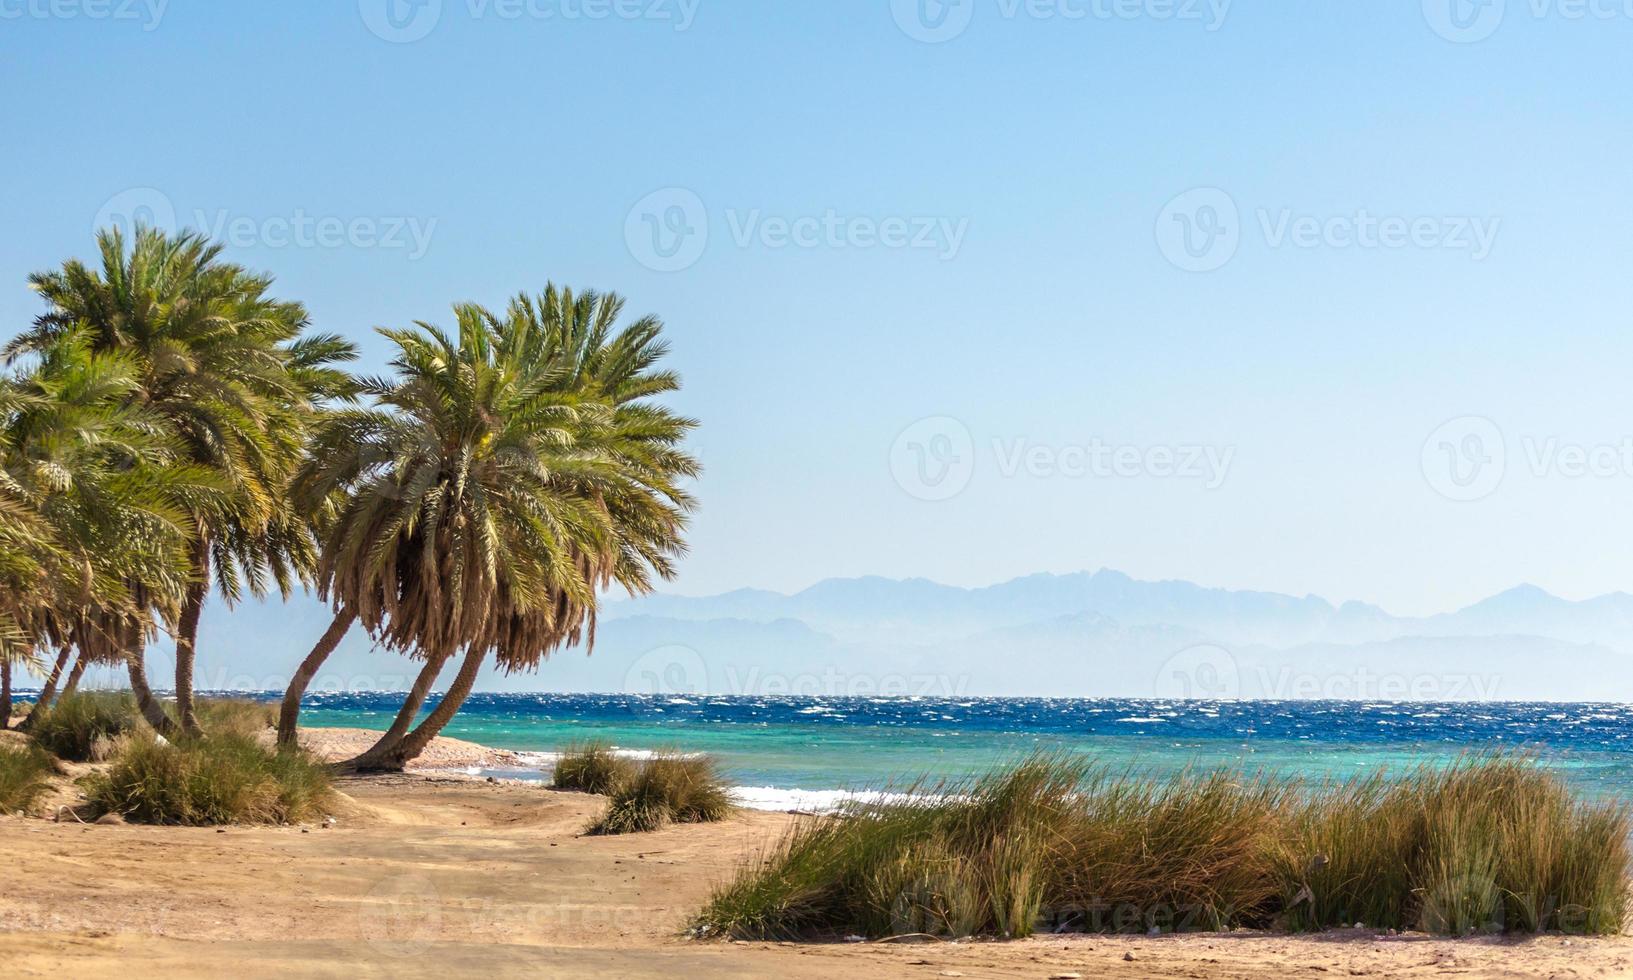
[0,328,216,732]
[276,287,696,768]
[9,227,354,735]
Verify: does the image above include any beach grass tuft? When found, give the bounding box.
[588,753,734,835]
[195,698,279,738]
[1267,756,1632,934]
[85,732,333,826]
[696,753,1631,940]
[552,741,638,796]
[0,742,59,813]
[28,691,141,762]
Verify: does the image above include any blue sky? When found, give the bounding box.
[4,1,1632,619]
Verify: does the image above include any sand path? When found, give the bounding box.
[2,774,1631,978]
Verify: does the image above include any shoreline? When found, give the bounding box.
[291,725,874,814]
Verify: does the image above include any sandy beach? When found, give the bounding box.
[0,728,1627,979]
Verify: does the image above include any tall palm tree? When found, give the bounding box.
[8,227,354,734]
[276,287,696,768]
[0,328,216,730]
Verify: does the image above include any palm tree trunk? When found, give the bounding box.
[1,660,11,730]
[277,609,356,748]
[378,645,488,770]
[341,654,448,771]
[124,626,177,738]
[18,644,72,732]
[61,650,87,698]
[173,541,210,736]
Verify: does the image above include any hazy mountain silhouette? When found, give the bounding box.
[38,570,1633,700]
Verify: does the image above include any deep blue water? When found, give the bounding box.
[285,693,1633,801]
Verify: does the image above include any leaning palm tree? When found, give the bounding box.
[9,226,354,734]
[276,287,696,768]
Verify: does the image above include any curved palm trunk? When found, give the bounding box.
[60,651,87,698]
[18,644,72,732]
[341,655,448,772]
[173,542,210,736]
[277,609,357,748]
[1,660,11,730]
[383,646,489,770]
[124,629,177,738]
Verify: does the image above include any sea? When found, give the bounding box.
[284,693,1633,811]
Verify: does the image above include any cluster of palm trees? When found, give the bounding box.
[0,226,696,769]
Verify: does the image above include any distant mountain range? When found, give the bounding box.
[47,569,1633,701]
[588,571,1633,701]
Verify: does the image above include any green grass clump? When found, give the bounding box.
[588,753,734,835]
[0,743,59,813]
[85,733,333,826]
[1052,768,1289,933]
[552,742,637,796]
[195,698,278,737]
[1267,757,1632,935]
[696,754,1631,942]
[28,692,140,761]
[700,756,1082,940]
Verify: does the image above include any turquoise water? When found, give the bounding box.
[288,693,1633,802]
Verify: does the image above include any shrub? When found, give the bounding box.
[588,753,734,835]
[29,692,140,762]
[85,733,333,825]
[0,743,58,813]
[552,742,637,796]
[697,754,1632,941]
